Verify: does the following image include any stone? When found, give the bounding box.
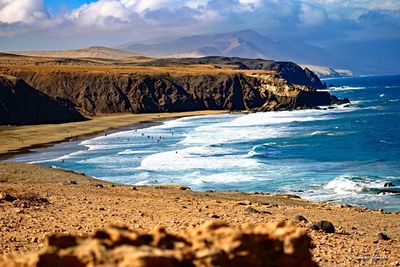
[308,220,335,233]
[377,190,399,195]
[245,207,272,215]
[384,182,395,188]
[179,186,190,191]
[294,215,308,222]
[210,214,220,219]
[0,193,16,202]
[95,184,104,188]
[378,232,391,241]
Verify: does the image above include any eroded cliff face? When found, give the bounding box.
[0,75,85,125]
[5,70,347,116]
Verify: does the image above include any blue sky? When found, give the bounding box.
[0,0,399,57]
[45,0,96,11]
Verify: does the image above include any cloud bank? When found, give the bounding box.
[0,0,399,49]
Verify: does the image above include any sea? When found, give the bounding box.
[9,74,400,211]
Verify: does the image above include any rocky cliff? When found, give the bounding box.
[5,70,347,116]
[0,75,85,125]
[143,56,328,89]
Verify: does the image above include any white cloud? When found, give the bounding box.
[0,0,399,48]
[238,0,262,11]
[299,3,327,26]
[0,0,49,24]
[67,0,134,28]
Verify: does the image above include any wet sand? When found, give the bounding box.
[0,110,227,156]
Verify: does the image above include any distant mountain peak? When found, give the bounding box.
[120,29,327,65]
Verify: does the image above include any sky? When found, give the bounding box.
[0,0,399,52]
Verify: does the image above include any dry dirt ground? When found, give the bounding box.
[0,162,399,266]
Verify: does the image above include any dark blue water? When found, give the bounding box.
[10,74,400,211]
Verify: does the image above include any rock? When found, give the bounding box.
[384,182,395,188]
[278,194,301,199]
[179,186,190,191]
[132,186,137,191]
[0,221,317,267]
[69,180,77,185]
[0,193,16,202]
[95,184,104,188]
[210,214,220,219]
[378,232,391,241]
[245,207,272,215]
[294,215,308,222]
[308,220,335,233]
[377,190,400,195]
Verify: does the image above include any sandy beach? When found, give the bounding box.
[0,162,399,266]
[0,110,227,156]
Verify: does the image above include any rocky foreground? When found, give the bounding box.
[0,163,399,266]
[0,221,316,267]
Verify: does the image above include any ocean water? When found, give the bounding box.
[9,74,400,211]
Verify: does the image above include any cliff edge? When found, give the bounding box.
[5,70,348,115]
[0,75,85,125]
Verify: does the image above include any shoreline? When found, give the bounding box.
[0,110,228,159]
[3,108,399,214]
[0,162,399,266]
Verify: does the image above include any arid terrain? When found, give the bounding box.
[0,162,399,266]
[0,49,397,266]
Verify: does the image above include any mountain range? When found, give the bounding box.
[120,30,399,75]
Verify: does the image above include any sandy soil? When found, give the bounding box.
[0,110,227,155]
[0,162,399,266]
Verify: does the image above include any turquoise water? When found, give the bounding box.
[10,74,400,211]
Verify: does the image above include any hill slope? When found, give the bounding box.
[12,46,140,60]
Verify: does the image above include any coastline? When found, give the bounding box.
[0,162,399,266]
[0,110,228,158]
[1,109,399,266]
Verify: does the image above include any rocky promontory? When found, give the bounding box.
[4,69,348,116]
[0,53,349,124]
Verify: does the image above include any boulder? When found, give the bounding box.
[294,215,308,222]
[308,220,335,233]
[384,182,395,188]
[377,232,391,241]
